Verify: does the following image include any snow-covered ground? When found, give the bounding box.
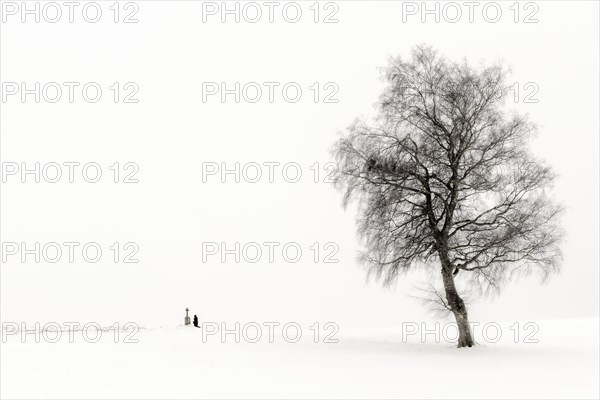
[2,318,598,399]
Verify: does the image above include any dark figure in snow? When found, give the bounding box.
[193,315,198,328]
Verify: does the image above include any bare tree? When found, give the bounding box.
[333,45,563,348]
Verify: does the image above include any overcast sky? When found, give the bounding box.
[1,1,598,329]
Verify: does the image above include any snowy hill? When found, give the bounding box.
[2,318,598,399]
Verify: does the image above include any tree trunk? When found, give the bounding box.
[441,265,474,348]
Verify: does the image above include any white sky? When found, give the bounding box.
[1,1,598,329]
